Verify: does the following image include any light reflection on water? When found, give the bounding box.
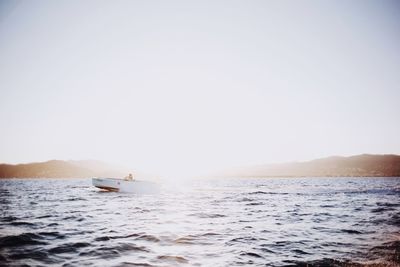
[0,177,399,266]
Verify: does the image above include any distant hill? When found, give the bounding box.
[221,154,400,177]
[1,154,399,178]
[0,160,127,178]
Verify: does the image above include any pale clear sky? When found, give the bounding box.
[1,0,399,176]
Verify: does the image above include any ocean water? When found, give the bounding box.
[0,177,399,267]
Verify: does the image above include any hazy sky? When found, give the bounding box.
[1,0,399,176]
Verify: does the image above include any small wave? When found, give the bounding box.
[246,202,264,206]
[94,233,146,242]
[388,213,400,226]
[0,233,47,247]
[369,240,400,264]
[371,207,391,213]
[174,236,196,245]
[113,262,158,267]
[61,215,85,222]
[228,236,259,245]
[377,202,400,208]
[80,243,149,257]
[0,199,11,205]
[9,221,36,227]
[80,248,120,258]
[8,249,53,263]
[237,197,255,202]
[173,233,216,246]
[199,232,220,237]
[284,258,347,266]
[259,247,275,253]
[157,255,188,264]
[247,191,288,195]
[37,214,53,219]
[320,204,336,208]
[48,242,90,254]
[341,229,363,234]
[62,215,79,220]
[114,243,150,253]
[66,197,87,201]
[95,236,113,241]
[292,249,310,255]
[1,216,18,222]
[70,186,89,189]
[134,234,160,243]
[240,252,263,258]
[38,231,65,239]
[190,212,226,218]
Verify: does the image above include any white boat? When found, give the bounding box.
[92,178,159,193]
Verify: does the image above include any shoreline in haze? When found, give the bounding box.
[1,154,399,179]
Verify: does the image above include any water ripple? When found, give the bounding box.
[0,177,399,266]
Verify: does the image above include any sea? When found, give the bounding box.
[0,177,399,267]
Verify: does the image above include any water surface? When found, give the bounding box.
[1,177,399,266]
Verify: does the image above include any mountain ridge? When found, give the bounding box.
[220,154,400,177]
[0,160,126,178]
[0,154,399,178]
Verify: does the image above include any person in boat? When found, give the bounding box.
[124,173,134,181]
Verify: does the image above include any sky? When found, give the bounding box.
[1,0,399,177]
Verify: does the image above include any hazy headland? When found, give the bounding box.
[1,154,399,179]
[220,154,400,178]
[0,160,126,179]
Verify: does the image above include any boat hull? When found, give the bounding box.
[92,178,159,193]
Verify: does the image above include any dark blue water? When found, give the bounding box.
[1,177,399,266]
